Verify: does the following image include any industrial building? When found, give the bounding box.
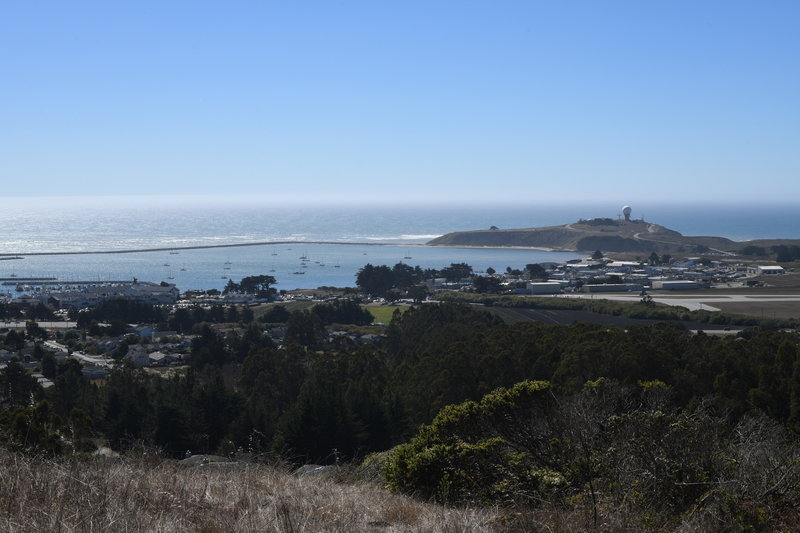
[747,265,785,276]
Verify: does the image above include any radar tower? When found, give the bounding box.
[622,205,632,221]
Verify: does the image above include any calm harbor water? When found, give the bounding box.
[0,244,582,294]
[1,199,797,294]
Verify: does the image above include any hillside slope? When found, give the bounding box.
[428,217,799,255]
[0,451,497,532]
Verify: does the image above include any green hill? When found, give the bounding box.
[427,217,800,255]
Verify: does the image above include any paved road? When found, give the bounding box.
[561,293,800,312]
[0,321,78,329]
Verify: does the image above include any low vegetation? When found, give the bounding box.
[0,451,498,532]
[385,379,800,530]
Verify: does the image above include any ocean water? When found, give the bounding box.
[0,199,797,293]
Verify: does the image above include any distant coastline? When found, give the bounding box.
[0,240,403,257]
[0,240,579,258]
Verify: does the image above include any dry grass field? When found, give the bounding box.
[3,450,728,532]
[0,451,502,533]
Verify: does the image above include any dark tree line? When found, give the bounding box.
[355,263,431,298]
[70,299,259,335]
[355,262,476,298]
[772,244,800,262]
[308,299,373,326]
[223,275,277,298]
[0,302,51,321]
[76,300,167,329]
[740,244,800,262]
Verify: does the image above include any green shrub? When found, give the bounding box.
[384,381,560,504]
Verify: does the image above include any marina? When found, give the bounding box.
[0,242,582,294]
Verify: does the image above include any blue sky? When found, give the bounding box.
[1,1,798,204]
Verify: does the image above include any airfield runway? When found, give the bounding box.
[562,293,800,314]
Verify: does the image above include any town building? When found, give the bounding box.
[47,281,179,308]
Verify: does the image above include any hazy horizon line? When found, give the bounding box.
[3,194,796,209]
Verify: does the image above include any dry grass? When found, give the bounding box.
[3,449,791,532]
[0,450,498,533]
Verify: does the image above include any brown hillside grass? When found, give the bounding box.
[4,448,787,532]
[0,450,500,532]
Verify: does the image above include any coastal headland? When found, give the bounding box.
[427,217,800,257]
